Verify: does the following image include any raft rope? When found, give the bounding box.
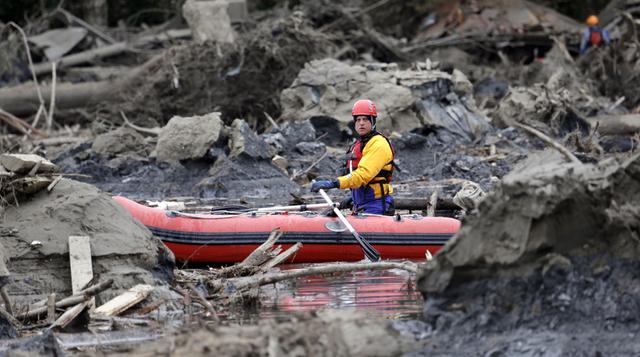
[167,210,424,220]
[166,210,319,219]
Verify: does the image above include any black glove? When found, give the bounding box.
[311,179,339,192]
[339,196,353,209]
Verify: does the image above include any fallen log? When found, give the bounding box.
[239,229,283,267]
[32,29,191,75]
[0,79,117,116]
[0,53,165,116]
[213,229,284,277]
[208,261,419,293]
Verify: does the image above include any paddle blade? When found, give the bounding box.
[353,232,381,262]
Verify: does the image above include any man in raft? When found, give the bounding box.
[311,99,396,215]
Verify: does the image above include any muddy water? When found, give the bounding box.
[224,263,423,322]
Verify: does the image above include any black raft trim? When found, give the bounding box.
[148,227,452,246]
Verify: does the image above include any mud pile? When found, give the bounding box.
[1,177,174,303]
[122,310,416,356]
[414,150,640,355]
[52,114,302,203]
[51,56,519,203]
[105,11,336,131]
[3,0,636,209]
[280,58,490,140]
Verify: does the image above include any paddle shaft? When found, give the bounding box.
[318,189,381,262]
[257,202,336,212]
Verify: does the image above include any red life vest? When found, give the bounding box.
[590,29,603,47]
[346,133,395,184]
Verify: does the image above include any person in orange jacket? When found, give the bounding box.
[311,99,395,215]
[580,15,611,55]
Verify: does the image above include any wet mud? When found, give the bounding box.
[2,0,640,355]
[415,150,640,355]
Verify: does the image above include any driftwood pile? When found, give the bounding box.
[2,213,422,352]
[0,153,63,202]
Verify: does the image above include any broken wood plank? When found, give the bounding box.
[261,242,302,270]
[47,175,63,192]
[47,293,56,324]
[94,285,154,317]
[239,229,283,267]
[68,236,93,294]
[50,301,88,329]
[18,279,113,320]
[27,160,42,176]
[427,191,438,217]
[69,235,94,312]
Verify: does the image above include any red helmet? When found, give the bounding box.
[352,99,377,117]
[586,15,599,26]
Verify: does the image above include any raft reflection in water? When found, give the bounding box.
[259,265,422,319]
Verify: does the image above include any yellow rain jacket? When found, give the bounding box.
[337,134,394,200]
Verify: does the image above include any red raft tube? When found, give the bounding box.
[114,196,460,264]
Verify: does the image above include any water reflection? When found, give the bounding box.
[256,263,423,320]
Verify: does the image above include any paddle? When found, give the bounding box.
[317,188,381,262]
[257,202,335,212]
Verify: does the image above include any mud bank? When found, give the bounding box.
[114,310,416,357]
[414,150,640,355]
[0,178,174,303]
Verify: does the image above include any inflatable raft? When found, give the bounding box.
[114,196,460,263]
